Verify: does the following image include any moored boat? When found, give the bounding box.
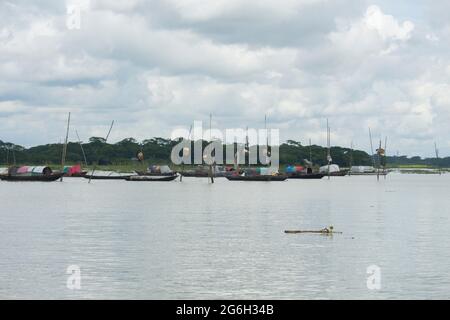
[0,166,64,182]
[286,165,325,179]
[349,171,388,176]
[126,175,178,182]
[136,165,176,176]
[83,175,132,180]
[349,166,389,176]
[226,174,287,181]
[135,171,176,177]
[1,173,64,182]
[180,169,208,177]
[319,164,348,176]
[63,164,87,177]
[181,165,236,178]
[287,172,325,179]
[329,170,349,176]
[83,170,135,180]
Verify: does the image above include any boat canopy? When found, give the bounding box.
[244,167,279,176]
[319,164,340,173]
[160,165,172,174]
[9,166,53,175]
[351,166,375,173]
[64,164,82,174]
[87,170,136,177]
[285,165,304,173]
[148,165,172,174]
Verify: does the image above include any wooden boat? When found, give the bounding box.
[83,174,132,180]
[226,175,288,181]
[329,170,349,176]
[284,230,342,234]
[64,171,87,177]
[287,172,325,179]
[285,226,342,235]
[135,171,176,177]
[1,166,64,182]
[70,172,88,177]
[126,175,178,182]
[349,171,388,176]
[1,172,64,182]
[180,171,210,177]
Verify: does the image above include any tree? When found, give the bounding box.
[89,137,106,144]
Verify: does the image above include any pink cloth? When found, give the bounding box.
[69,165,82,175]
[17,166,29,174]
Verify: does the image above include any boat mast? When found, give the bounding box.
[105,120,114,141]
[435,142,441,175]
[326,119,331,180]
[12,145,16,166]
[60,112,71,182]
[384,136,388,179]
[208,113,214,184]
[368,127,376,169]
[89,120,114,183]
[246,126,249,170]
[349,141,353,176]
[377,139,381,181]
[265,114,269,165]
[309,138,312,165]
[75,129,88,167]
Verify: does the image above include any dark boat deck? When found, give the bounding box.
[83,175,132,180]
[226,175,288,181]
[126,175,178,182]
[287,173,325,179]
[135,171,177,177]
[0,173,64,182]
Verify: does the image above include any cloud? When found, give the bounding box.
[0,1,449,156]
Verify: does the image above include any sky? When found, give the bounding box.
[0,0,449,157]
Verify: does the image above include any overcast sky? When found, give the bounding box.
[1,0,449,157]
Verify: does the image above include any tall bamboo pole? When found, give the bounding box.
[435,142,441,175]
[89,120,114,183]
[208,113,214,184]
[60,112,71,181]
[75,130,88,167]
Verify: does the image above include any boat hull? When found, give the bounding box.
[287,173,325,179]
[328,170,349,176]
[180,172,210,177]
[126,175,178,182]
[83,175,132,180]
[0,173,64,182]
[226,175,288,181]
[349,172,389,176]
[135,171,177,177]
[64,172,88,177]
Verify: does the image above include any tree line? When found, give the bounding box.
[0,138,448,168]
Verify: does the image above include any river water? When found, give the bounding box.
[0,174,449,299]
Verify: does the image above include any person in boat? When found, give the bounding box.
[321,226,334,233]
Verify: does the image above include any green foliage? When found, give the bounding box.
[1,137,449,168]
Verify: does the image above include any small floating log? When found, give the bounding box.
[284,226,342,235]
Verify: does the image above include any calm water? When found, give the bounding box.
[0,174,449,299]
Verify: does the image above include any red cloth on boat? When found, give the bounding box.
[69,165,82,175]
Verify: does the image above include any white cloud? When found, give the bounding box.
[0,1,449,157]
[365,5,414,41]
